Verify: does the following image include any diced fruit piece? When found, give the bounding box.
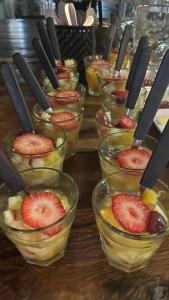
[8,195,22,210]
[30,158,44,168]
[13,133,54,155]
[118,115,136,129]
[3,210,15,225]
[101,208,123,230]
[112,193,150,233]
[142,189,158,210]
[156,116,169,127]
[50,112,79,131]
[118,149,151,170]
[147,211,167,233]
[21,191,65,236]
[57,70,71,80]
[97,111,109,125]
[60,195,70,211]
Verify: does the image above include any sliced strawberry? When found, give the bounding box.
[21,191,65,236]
[97,111,109,125]
[112,193,150,233]
[91,59,110,71]
[13,133,54,155]
[50,111,79,131]
[118,149,151,170]
[118,115,136,129]
[57,70,71,80]
[111,90,128,98]
[48,90,80,105]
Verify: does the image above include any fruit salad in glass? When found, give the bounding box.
[108,48,131,70]
[4,122,66,172]
[0,167,78,266]
[47,85,86,111]
[99,133,156,190]
[84,55,113,96]
[93,173,169,272]
[98,69,129,92]
[33,105,83,158]
[102,84,147,123]
[96,108,136,139]
[43,59,79,92]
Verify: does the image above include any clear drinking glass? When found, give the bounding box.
[92,172,169,272]
[84,55,113,96]
[102,84,147,123]
[0,168,79,266]
[33,105,84,159]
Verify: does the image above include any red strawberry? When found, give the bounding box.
[111,90,128,98]
[50,111,79,131]
[57,70,71,80]
[97,111,109,125]
[21,191,65,236]
[91,59,110,71]
[48,90,80,105]
[118,149,151,170]
[112,193,150,233]
[118,115,136,129]
[13,133,54,155]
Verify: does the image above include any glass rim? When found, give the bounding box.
[0,167,79,234]
[102,83,147,102]
[92,172,169,241]
[98,132,156,172]
[4,121,67,157]
[33,104,84,124]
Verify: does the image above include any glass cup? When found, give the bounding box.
[4,122,67,172]
[92,172,169,272]
[84,55,113,96]
[42,59,79,93]
[33,105,84,159]
[108,48,131,70]
[98,133,156,190]
[102,84,147,123]
[46,83,86,111]
[96,108,136,139]
[0,167,79,266]
[133,2,169,71]
[99,69,129,92]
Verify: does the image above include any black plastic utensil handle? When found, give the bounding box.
[115,25,132,72]
[141,120,169,189]
[126,46,152,110]
[102,24,117,60]
[46,17,61,61]
[13,53,50,111]
[37,19,56,68]
[32,38,59,90]
[98,0,103,26]
[0,151,25,194]
[0,63,34,133]
[126,36,149,91]
[134,49,169,141]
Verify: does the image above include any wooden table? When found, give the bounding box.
[0,19,169,300]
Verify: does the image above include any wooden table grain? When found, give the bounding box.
[0,19,169,300]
